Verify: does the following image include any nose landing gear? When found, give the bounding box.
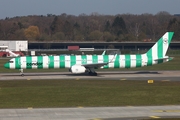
[19,69,24,76]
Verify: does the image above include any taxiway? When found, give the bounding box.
[0,70,180,81]
[0,70,180,119]
[0,105,180,120]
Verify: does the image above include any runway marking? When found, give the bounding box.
[76,78,80,80]
[147,80,154,83]
[161,80,170,82]
[126,106,133,107]
[92,118,102,120]
[150,116,160,118]
[77,106,84,108]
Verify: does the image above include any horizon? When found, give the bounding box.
[0,0,179,19]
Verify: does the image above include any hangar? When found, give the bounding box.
[28,41,180,50]
[0,41,28,51]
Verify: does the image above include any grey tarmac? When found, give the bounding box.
[0,70,180,81]
[0,71,180,119]
[0,105,180,120]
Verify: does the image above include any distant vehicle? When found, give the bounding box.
[4,32,174,76]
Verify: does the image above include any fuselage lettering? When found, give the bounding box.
[26,62,43,66]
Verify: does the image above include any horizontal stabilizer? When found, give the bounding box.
[154,56,174,61]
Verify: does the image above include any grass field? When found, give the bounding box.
[0,80,180,108]
[0,54,180,110]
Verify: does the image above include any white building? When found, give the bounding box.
[0,41,28,51]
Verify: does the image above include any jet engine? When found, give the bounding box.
[69,65,86,74]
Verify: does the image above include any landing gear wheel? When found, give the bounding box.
[88,68,98,76]
[19,69,24,77]
[88,72,97,76]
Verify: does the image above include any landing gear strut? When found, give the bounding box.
[88,68,97,76]
[19,69,24,76]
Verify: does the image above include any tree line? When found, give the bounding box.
[0,11,180,42]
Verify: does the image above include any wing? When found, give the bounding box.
[81,54,117,68]
[82,62,108,68]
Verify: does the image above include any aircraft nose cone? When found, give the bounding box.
[4,63,9,69]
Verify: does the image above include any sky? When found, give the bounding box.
[0,0,179,19]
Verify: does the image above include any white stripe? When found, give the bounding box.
[65,56,70,68]
[87,55,92,64]
[21,57,26,69]
[142,54,147,66]
[76,55,82,65]
[10,58,16,69]
[31,56,37,69]
[130,55,136,68]
[120,55,125,68]
[162,32,169,57]
[152,43,158,59]
[43,56,49,69]
[108,55,115,68]
[54,56,59,68]
[98,55,103,63]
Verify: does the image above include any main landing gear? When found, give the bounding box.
[87,68,97,76]
[19,69,24,76]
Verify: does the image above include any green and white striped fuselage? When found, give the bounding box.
[3,32,174,75]
[5,54,170,70]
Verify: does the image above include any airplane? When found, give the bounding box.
[5,49,19,57]
[4,32,174,76]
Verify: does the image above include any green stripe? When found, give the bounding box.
[15,57,21,69]
[60,55,65,68]
[26,56,32,69]
[92,55,98,63]
[125,55,131,68]
[157,37,164,64]
[81,55,87,64]
[147,49,152,66]
[136,54,142,67]
[103,55,109,68]
[48,56,54,68]
[168,32,173,44]
[5,62,10,69]
[157,37,163,59]
[71,55,76,66]
[114,55,120,68]
[37,56,43,69]
[157,59,164,64]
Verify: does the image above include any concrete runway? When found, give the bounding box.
[0,70,180,81]
[0,106,180,120]
[0,71,180,119]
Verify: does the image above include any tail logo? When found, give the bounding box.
[164,38,168,44]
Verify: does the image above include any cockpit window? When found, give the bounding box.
[9,61,14,63]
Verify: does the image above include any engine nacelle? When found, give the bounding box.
[69,65,86,74]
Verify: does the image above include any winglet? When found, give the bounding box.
[109,54,117,63]
[102,50,106,55]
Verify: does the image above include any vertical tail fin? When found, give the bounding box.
[145,32,174,59]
